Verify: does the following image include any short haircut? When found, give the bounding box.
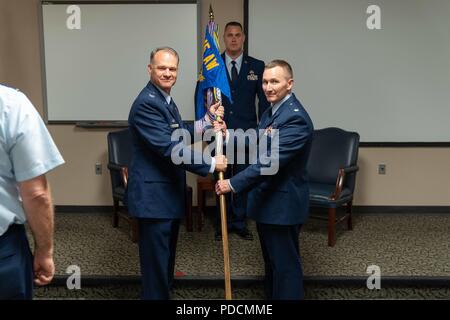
[265,59,294,79]
[224,21,243,32]
[150,47,179,65]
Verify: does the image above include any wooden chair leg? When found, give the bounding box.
[113,199,119,227]
[130,218,139,243]
[185,187,193,232]
[328,207,336,247]
[346,200,353,230]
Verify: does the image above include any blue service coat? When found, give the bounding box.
[127,82,210,219]
[221,54,270,130]
[230,94,314,225]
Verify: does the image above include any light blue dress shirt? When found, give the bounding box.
[0,85,64,236]
[271,93,292,117]
[225,52,244,78]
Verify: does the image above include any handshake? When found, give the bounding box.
[209,102,228,173]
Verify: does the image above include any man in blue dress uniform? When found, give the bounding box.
[214,21,270,241]
[215,60,314,299]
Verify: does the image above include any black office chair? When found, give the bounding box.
[107,128,138,242]
[107,128,195,240]
[307,127,360,247]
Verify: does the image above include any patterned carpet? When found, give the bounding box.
[39,211,450,278]
[26,211,450,300]
[34,283,450,300]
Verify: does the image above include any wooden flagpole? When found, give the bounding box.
[209,5,232,300]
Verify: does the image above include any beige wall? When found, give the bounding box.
[356,148,450,206]
[1,0,449,207]
[200,0,243,52]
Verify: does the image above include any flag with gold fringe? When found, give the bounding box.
[195,20,231,121]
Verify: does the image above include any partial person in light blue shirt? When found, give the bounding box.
[0,84,64,299]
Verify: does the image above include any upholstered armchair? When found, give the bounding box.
[307,127,360,246]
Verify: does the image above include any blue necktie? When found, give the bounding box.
[231,61,238,86]
[169,99,182,123]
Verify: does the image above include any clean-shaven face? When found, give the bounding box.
[148,50,178,94]
[262,66,293,104]
[223,25,245,55]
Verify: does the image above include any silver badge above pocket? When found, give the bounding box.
[170,123,180,128]
[247,70,258,81]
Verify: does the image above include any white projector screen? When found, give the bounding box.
[42,2,198,122]
[248,0,450,142]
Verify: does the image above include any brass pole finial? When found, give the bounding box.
[209,4,214,22]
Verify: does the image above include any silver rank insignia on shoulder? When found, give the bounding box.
[294,108,299,112]
[149,93,155,98]
[247,70,258,81]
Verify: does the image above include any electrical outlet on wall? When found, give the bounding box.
[378,164,386,175]
[95,163,102,175]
